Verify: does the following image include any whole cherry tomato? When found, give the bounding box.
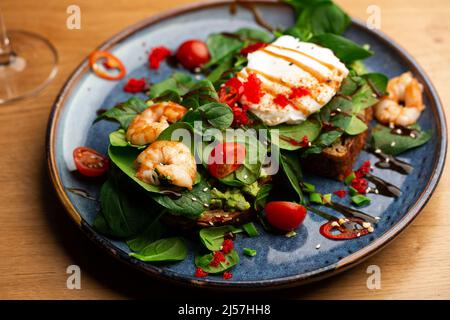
[176,40,210,70]
[265,202,307,231]
[73,147,109,177]
[208,142,246,179]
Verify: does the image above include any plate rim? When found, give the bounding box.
[46,0,447,290]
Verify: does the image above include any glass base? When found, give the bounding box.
[0,30,58,105]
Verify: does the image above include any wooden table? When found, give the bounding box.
[1,0,449,300]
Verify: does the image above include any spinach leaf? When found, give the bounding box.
[295,1,350,37]
[98,176,156,238]
[199,225,241,251]
[303,130,343,155]
[198,103,233,130]
[151,179,211,218]
[205,34,243,68]
[206,56,234,84]
[148,72,194,100]
[311,34,373,64]
[95,97,148,129]
[270,119,321,150]
[181,80,219,110]
[363,73,388,96]
[195,249,240,274]
[254,184,273,210]
[129,237,187,262]
[235,27,273,42]
[372,124,432,155]
[109,129,146,149]
[345,116,368,135]
[93,211,114,236]
[127,213,166,252]
[280,151,304,202]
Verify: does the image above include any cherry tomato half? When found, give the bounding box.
[207,142,246,179]
[176,40,210,70]
[73,147,109,177]
[219,77,244,107]
[265,202,307,231]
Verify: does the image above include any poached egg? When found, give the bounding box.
[238,35,349,126]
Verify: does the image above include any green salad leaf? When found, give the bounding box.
[270,119,321,150]
[372,124,432,155]
[127,214,166,252]
[97,175,157,238]
[195,249,240,274]
[205,34,243,68]
[181,80,219,110]
[235,27,273,42]
[198,102,234,130]
[199,225,241,251]
[129,237,188,262]
[310,34,373,64]
[254,184,273,210]
[280,150,304,202]
[148,72,194,101]
[95,97,148,129]
[151,179,211,218]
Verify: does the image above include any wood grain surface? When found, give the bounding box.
[0,0,449,300]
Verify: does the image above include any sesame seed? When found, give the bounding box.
[372,93,377,98]
[209,221,214,226]
[410,133,416,138]
[389,122,395,129]
[203,203,209,208]
[395,128,402,134]
[315,244,321,249]
[375,148,382,154]
[357,232,361,237]
[331,221,340,227]
[336,108,342,112]
[244,175,248,179]
[375,216,381,220]
[374,189,379,194]
[390,141,396,147]
[330,112,336,117]
[191,197,197,201]
[362,222,372,229]
[307,142,312,147]
[203,187,209,192]
[368,226,374,233]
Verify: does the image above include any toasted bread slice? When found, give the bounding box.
[301,107,373,181]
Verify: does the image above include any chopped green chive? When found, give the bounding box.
[351,194,371,207]
[349,186,359,196]
[310,193,323,204]
[345,172,356,185]
[242,222,259,237]
[243,248,257,257]
[322,193,332,203]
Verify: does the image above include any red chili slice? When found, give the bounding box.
[89,51,126,81]
[320,218,369,240]
[73,147,109,177]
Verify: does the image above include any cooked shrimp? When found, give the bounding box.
[374,72,425,126]
[126,102,188,145]
[135,141,197,190]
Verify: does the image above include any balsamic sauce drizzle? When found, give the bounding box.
[326,201,379,224]
[66,187,97,201]
[365,147,413,175]
[366,174,402,198]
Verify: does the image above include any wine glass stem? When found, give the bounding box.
[0,9,12,66]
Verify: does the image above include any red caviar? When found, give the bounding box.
[351,178,369,194]
[219,77,244,107]
[355,160,371,178]
[274,94,290,108]
[195,267,208,278]
[223,271,233,280]
[333,189,347,198]
[240,42,268,55]
[210,251,226,267]
[289,87,310,99]
[243,73,263,104]
[231,105,249,126]
[149,46,171,69]
[123,78,147,93]
[222,239,234,254]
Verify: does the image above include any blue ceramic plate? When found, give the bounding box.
[46,0,446,289]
